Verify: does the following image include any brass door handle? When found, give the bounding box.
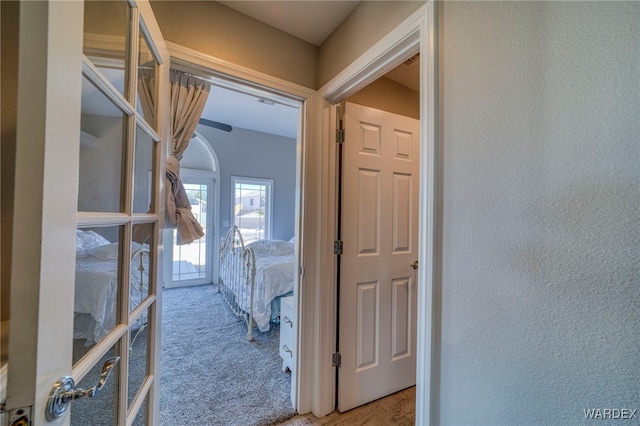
[411,260,419,270]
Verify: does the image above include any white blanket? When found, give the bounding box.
[251,253,295,331]
[74,245,148,344]
[222,239,295,331]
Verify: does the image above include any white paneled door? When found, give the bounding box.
[338,102,420,412]
[6,1,168,424]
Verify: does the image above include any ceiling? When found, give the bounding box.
[200,83,301,139]
[385,56,420,92]
[200,1,361,139]
[219,1,361,46]
[199,1,419,139]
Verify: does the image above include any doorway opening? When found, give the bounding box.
[312,4,436,421]
[159,58,306,423]
[333,58,421,413]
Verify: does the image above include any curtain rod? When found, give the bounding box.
[170,63,301,109]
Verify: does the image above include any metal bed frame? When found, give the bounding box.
[218,226,257,340]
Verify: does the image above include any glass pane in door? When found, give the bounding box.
[128,307,150,410]
[131,223,153,311]
[78,74,126,213]
[83,0,130,98]
[136,28,159,129]
[172,183,208,282]
[73,225,124,365]
[132,396,148,426]
[71,343,120,425]
[133,126,157,214]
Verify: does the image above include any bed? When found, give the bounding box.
[74,229,150,346]
[218,226,295,340]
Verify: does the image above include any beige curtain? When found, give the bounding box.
[165,155,205,245]
[170,69,210,159]
[138,69,211,245]
[137,69,211,158]
[137,69,156,126]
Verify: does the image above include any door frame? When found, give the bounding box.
[316,2,438,423]
[163,42,318,412]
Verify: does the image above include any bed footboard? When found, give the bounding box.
[218,226,257,340]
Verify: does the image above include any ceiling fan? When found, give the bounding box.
[198,117,232,132]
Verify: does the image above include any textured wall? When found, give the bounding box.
[150,1,317,89]
[437,2,640,424]
[317,1,425,88]
[195,125,297,242]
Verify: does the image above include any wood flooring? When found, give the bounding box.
[277,386,416,426]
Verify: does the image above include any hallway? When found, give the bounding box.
[278,387,415,426]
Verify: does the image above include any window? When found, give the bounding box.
[232,177,273,244]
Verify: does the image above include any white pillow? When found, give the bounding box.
[246,239,294,255]
[86,241,148,260]
[77,230,110,249]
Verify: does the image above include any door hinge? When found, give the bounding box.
[336,128,345,144]
[332,352,342,368]
[333,240,343,255]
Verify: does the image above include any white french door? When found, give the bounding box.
[5,1,168,424]
[164,171,215,288]
[337,102,420,412]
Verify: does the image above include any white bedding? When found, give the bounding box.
[74,231,148,345]
[224,239,295,332]
[74,256,119,343]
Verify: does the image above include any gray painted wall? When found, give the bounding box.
[77,116,296,243]
[437,2,639,424]
[195,124,297,242]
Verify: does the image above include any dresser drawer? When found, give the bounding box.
[279,296,295,372]
[279,337,294,365]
